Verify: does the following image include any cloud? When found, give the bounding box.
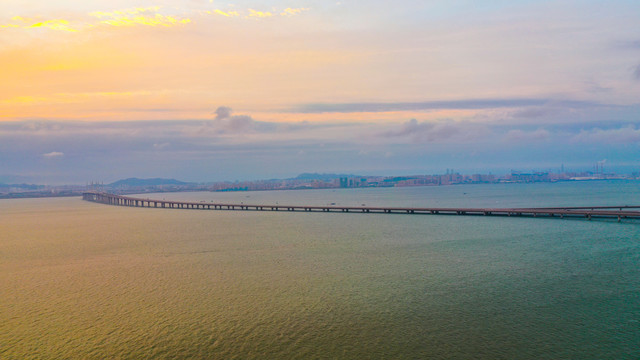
[153,142,170,150]
[210,9,240,17]
[572,126,640,144]
[504,128,550,142]
[628,40,640,49]
[280,8,309,17]
[204,7,307,19]
[42,151,64,158]
[381,119,433,138]
[29,19,78,32]
[221,115,255,132]
[0,16,79,32]
[214,106,232,120]
[89,7,191,27]
[1,4,308,37]
[0,7,191,33]
[212,106,264,133]
[634,63,640,80]
[2,117,639,184]
[379,119,488,143]
[510,107,558,119]
[0,117,355,146]
[293,98,601,113]
[247,9,273,18]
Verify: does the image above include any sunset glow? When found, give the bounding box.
[1,1,639,183]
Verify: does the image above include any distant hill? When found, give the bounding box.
[292,173,361,181]
[108,178,189,187]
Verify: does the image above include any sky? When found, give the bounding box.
[1,0,639,184]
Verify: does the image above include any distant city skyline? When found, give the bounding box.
[0,158,637,186]
[3,166,638,199]
[1,1,639,184]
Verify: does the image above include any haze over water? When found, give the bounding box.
[2,181,639,359]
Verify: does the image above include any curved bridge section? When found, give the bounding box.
[82,191,640,222]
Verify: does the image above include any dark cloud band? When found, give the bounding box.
[292,98,603,113]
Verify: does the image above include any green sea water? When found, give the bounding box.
[1,181,639,359]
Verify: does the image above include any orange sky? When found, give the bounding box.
[1,1,639,183]
[1,1,636,123]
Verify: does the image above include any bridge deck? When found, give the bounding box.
[82,192,640,222]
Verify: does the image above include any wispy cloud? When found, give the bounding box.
[209,9,240,18]
[504,128,550,142]
[379,119,489,143]
[1,90,156,107]
[42,151,64,158]
[510,106,559,119]
[28,19,78,32]
[205,7,308,19]
[89,7,191,27]
[293,99,602,114]
[572,126,640,144]
[247,9,273,18]
[280,8,309,17]
[1,16,79,32]
[0,7,191,33]
[0,4,306,36]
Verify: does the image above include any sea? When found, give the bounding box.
[1,181,639,359]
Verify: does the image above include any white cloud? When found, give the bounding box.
[42,151,64,158]
[572,126,640,144]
